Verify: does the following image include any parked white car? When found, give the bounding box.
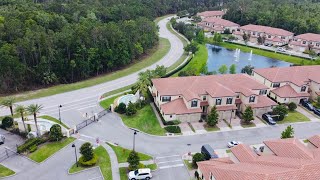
[0,134,5,145]
[128,168,152,180]
[227,141,241,148]
[277,47,286,52]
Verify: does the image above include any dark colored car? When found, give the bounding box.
[300,99,314,111]
[262,114,276,125]
[314,108,320,116]
[201,144,218,160]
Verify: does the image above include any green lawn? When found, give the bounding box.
[101,85,132,99]
[184,160,194,170]
[28,137,75,163]
[39,115,69,129]
[0,164,15,178]
[174,44,208,76]
[277,111,310,124]
[107,143,152,163]
[120,104,166,136]
[69,146,112,180]
[203,124,220,132]
[100,94,124,110]
[226,149,231,153]
[1,38,170,102]
[120,167,129,180]
[240,122,256,128]
[145,163,157,170]
[220,42,318,65]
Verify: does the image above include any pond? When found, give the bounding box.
[206,44,291,73]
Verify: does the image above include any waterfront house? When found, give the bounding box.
[197,18,239,34]
[289,33,320,54]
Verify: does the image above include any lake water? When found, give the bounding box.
[206,44,291,73]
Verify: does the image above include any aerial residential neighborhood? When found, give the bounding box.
[1,0,320,180]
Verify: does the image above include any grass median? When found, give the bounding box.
[0,165,15,178]
[28,137,75,163]
[39,115,69,129]
[107,143,152,163]
[69,146,112,180]
[2,38,170,102]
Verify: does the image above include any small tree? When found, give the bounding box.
[127,151,140,170]
[243,106,254,124]
[126,102,137,116]
[196,30,205,44]
[241,65,254,75]
[184,41,199,54]
[229,64,237,74]
[317,96,320,107]
[192,153,205,168]
[1,97,15,116]
[281,125,294,139]
[2,116,13,129]
[218,64,228,74]
[212,33,222,44]
[272,105,288,120]
[288,102,297,111]
[115,103,126,114]
[80,142,94,161]
[207,106,219,127]
[223,28,231,34]
[49,124,63,141]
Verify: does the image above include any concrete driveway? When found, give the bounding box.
[0,129,24,153]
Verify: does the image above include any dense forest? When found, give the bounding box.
[0,0,226,94]
[223,0,320,35]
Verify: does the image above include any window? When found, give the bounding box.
[268,35,271,38]
[237,29,240,32]
[170,115,172,118]
[252,32,256,35]
[272,83,280,88]
[191,100,198,107]
[161,96,171,102]
[303,41,306,44]
[226,98,233,104]
[301,86,307,92]
[216,98,222,105]
[236,94,240,98]
[203,96,207,101]
[259,89,267,95]
[316,43,320,47]
[249,96,255,103]
[281,36,285,39]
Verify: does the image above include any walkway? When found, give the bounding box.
[101,143,120,180]
[296,106,320,122]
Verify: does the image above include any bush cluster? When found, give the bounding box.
[17,138,45,153]
[192,153,205,168]
[2,116,13,129]
[163,120,181,126]
[78,154,98,166]
[115,99,147,116]
[164,126,181,133]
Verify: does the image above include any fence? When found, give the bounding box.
[74,109,110,133]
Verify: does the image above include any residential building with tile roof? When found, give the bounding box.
[197,18,239,34]
[151,74,276,122]
[197,11,225,19]
[289,33,320,54]
[197,136,320,180]
[252,65,320,104]
[233,24,294,46]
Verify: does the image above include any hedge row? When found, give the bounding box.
[79,154,98,166]
[17,137,46,153]
[164,126,181,133]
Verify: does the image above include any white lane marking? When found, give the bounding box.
[80,134,95,139]
[77,105,98,111]
[88,176,103,180]
[158,164,184,169]
[157,160,182,164]
[42,103,97,114]
[155,155,180,159]
[78,139,87,142]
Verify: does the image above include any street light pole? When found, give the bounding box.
[133,130,137,151]
[58,105,62,124]
[72,144,78,167]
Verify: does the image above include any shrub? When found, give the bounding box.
[126,102,137,116]
[164,126,181,133]
[281,125,294,139]
[288,102,297,111]
[273,105,289,120]
[78,154,98,166]
[29,144,37,153]
[115,102,126,114]
[192,153,205,168]
[127,151,140,171]
[17,138,41,153]
[243,106,254,123]
[207,106,219,127]
[2,116,13,129]
[49,124,63,141]
[80,142,94,161]
[135,99,146,110]
[165,120,181,125]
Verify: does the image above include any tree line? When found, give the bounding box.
[223,0,320,35]
[0,0,226,94]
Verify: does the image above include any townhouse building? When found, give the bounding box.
[289,33,320,54]
[151,74,276,122]
[233,24,294,46]
[252,66,320,104]
[197,11,225,19]
[197,17,239,34]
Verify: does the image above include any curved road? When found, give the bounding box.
[0,16,184,122]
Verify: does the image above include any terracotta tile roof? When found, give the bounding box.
[230,144,258,162]
[271,36,283,42]
[197,158,234,180]
[200,101,209,106]
[295,33,320,42]
[216,105,237,111]
[253,66,320,86]
[264,138,314,160]
[289,40,308,47]
[240,24,294,36]
[160,98,202,115]
[246,95,277,108]
[152,74,268,101]
[271,84,310,98]
[308,135,320,148]
[197,11,225,17]
[202,17,239,27]
[233,31,242,35]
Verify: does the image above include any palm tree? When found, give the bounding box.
[27,104,43,137]
[1,97,15,116]
[15,105,28,133]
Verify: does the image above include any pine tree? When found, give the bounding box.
[207,106,219,127]
[281,125,294,139]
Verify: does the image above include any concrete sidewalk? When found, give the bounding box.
[118,159,155,168]
[101,143,120,180]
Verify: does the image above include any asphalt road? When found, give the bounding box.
[0,16,184,128]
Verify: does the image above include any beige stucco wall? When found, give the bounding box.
[309,81,320,100]
[252,72,273,87]
[269,91,301,104]
[254,106,273,117]
[176,113,202,122]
